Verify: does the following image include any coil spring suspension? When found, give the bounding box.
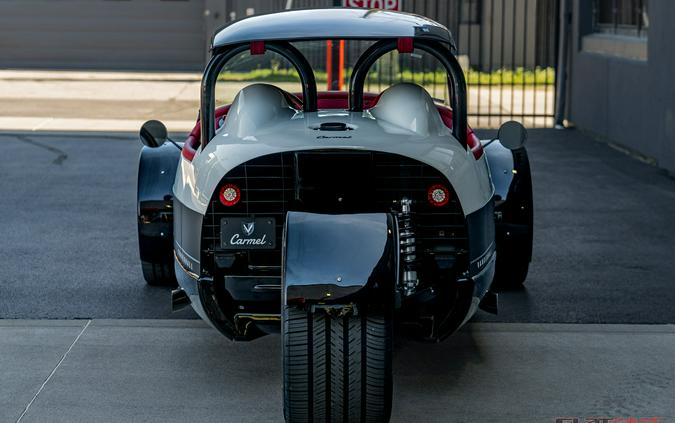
[398,198,419,296]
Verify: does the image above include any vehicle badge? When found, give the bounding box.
[242,221,255,236]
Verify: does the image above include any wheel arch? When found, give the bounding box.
[137,143,181,267]
[484,142,534,287]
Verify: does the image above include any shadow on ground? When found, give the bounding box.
[1,128,674,323]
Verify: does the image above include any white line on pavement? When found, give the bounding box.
[15,319,92,423]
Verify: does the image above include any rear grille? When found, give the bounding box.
[201,151,468,276]
[201,153,293,271]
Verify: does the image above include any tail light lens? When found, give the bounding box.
[427,184,450,207]
[219,183,241,207]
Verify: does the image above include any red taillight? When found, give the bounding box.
[427,184,450,207]
[219,184,241,207]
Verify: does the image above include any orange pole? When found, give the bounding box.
[326,40,334,91]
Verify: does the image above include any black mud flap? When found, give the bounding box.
[282,212,398,309]
[137,143,181,267]
[485,142,534,288]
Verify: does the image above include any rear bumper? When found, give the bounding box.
[174,259,209,322]
[173,193,497,341]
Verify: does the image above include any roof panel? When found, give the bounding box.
[212,8,455,50]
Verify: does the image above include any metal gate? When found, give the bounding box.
[251,0,559,128]
[401,0,558,128]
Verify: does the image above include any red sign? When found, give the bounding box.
[342,0,402,11]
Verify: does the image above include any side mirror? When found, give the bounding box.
[140,120,168,148]
[498,121,527,150]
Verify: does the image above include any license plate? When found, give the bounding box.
[220,217,276,250]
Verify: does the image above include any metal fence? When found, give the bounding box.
[225,0,560,128]
[593,0,648,38]
[386,0,558,128]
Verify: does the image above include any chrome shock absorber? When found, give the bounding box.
[398,198,419,296]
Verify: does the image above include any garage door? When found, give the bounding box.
[0,0,207,70]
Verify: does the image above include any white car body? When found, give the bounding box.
[174,83,494,217]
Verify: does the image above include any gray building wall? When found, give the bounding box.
[225,0,553,72]
[0,0,554,73]
[567,0,675,174]
[0,0,212,71]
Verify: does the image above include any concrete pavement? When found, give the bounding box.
[0,70,201,132]
[0,70,556,132]
[2,320,673,423]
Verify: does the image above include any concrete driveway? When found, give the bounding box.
[3,320,674,423]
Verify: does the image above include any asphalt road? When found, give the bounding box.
[1,128,675,322]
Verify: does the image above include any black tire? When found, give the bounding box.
[141,260,177,287]
[283,306,392,423]
[493,252,530,290]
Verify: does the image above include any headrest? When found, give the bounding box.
[221,83,298,138]
[368,83,448,137]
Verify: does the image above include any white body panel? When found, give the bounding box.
[174,84,494,217]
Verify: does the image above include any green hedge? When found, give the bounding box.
[217,67,555,86]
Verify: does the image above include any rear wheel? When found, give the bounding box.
[141,261,177,287]
[282,306,392,423]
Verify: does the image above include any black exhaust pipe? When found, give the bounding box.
[171,288,191,312]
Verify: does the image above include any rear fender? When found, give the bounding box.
[137,143,182,265]
[484,140,515,201]
[484,142,534,265]
[282,212,398,310]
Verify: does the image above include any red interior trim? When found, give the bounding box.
[182,105,231,162]
[294,91,381,109]
[182,135,198,162]
[435,104,483,159]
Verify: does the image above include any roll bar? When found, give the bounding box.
[349,39,468,148]
[200,41,317,148]
[201,38,467,149]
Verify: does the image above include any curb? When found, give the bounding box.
[0,70,202,83]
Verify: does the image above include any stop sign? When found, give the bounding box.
[342,0,402,11]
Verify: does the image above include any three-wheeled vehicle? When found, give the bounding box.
[137,8,533,422]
